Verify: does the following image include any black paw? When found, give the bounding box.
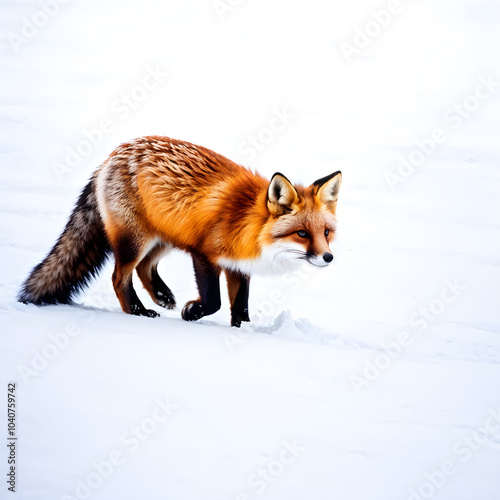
[231,317,250,328]
[130,304,160,318]
[181,301,204,322]
[231,309,250,328]
[154,289,176,309]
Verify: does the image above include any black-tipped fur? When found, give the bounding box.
[313,171,341,187]
[18,177,111,305]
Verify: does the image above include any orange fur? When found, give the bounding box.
[97,136,340,267]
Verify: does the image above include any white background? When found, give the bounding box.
[1,1,500,499]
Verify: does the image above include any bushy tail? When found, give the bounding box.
[18,176,111,305]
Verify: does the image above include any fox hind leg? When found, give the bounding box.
[136,243,176,309]
[226,270,250,327]
[109,231,160,318]
[182,254,221,322]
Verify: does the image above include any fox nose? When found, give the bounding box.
[323,252,334,263]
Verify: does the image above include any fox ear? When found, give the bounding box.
[267,173,300,215]
[313,171,342,212]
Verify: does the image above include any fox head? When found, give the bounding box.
[262,171,342,270]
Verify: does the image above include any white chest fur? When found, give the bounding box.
[217,242,308,276]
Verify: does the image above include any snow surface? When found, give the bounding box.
[1,1,500,499]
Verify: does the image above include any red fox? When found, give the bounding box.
[19,136,342,327]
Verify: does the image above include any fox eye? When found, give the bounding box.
[325,229,330,237]
[297,230,309,238]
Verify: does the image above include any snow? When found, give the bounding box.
[1,0,500,499]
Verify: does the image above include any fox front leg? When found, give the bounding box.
[226,270,250,328]
[182,254,221,322]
